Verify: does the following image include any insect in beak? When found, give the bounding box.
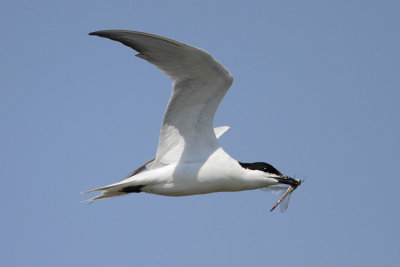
[270,179,302,212]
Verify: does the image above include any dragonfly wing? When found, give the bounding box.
[279,192,292,213]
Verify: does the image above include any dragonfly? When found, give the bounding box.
[264,178,302,212]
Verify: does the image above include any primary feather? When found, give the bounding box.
[90,31,233,168]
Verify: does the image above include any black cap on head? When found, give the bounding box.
[239,162,282,176]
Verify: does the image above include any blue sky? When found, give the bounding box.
[1,1,399,266]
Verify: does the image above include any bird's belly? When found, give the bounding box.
[141,177,267,196]
[138,155,271,196]
[141,182,219,196]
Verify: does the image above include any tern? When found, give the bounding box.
[84,30,302,211]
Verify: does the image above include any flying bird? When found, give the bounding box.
[84,30,302,211]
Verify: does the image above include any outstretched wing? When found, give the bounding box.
[90,30,233,168]
[121,126,231,180]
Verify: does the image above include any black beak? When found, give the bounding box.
[275,176,302,188]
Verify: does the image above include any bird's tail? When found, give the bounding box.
[81,181,143,203]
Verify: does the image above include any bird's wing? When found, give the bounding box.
[90,30,233,168]
[120,125,230,180]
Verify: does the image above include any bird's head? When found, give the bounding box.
[238,162,301,188]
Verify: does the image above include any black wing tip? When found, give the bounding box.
[88,30,185,47]
[89,30,120,37]
[89,30,110,37]
[88,30,133,40]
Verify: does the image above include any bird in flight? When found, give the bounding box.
[83,30,302,211]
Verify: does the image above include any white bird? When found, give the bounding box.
[84,30,301,211]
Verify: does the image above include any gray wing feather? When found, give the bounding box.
[90,30,233,167]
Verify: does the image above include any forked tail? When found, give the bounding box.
[81,183,144,203]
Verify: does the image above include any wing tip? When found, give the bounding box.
[88,30,111,37]
[88,30,121,38]
[88,30,185,47]
[88,30,103,36]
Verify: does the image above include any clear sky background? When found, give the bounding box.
[1,1,399,266]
